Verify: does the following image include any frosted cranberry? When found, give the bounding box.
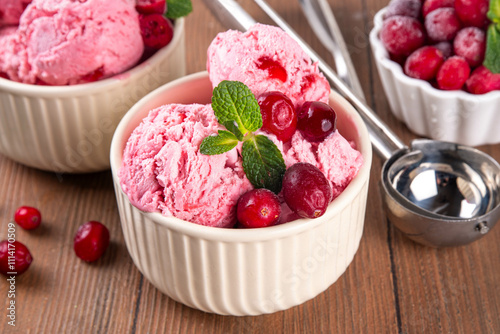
[282,163,332,219]
[453,27,486,68]
[404,46,444,80]
[256,56,287,82]
[455,0,489,29]
[74,221,110,262]
[436,56,470,90]
[466,66,500,94]
[433,41,453,59]
[139,13,174,49]
[14,206,41,230]
[297,101,337,142]
[136,0,166,15]
[258,92,297,142]
[384,0,421,19]
[0,240,33,276]
[424,8,461,42]
[380,16,425,56]
[422,0,454,17]
[237,189,281,228]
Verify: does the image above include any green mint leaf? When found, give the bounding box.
[222,120,244,141]
[200,130,239,155]
[212,81,262,136]
[484,24,500,73]
[165,0,192,19]
[488,0,500,24]
[242,135,286,194]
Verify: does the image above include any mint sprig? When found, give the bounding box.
[166,0,192,19]
[484,0,500,73]
[200,81,286,194]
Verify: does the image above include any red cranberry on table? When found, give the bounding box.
[74,221,110,262]
[237,189,281,228]
[258,91,297,142]
[0,240,33,276]
[297,101,337,142]
[282,162,333,219]
[139,13,174,50]
[14,206,41,230]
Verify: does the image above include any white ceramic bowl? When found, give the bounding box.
[0,18,185,173]
[110,72,372,316]
[370,9,500,146]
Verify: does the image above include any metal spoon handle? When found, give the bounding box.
[204,0,406,160]
[298,0,366,101]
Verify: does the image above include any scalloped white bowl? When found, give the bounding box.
[370,9,500,146]
[0,18,185,173]
[110,72,372,316]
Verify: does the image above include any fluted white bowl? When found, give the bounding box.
[0,18,185,173]
[110,72,372,316]
[370,9,500,146]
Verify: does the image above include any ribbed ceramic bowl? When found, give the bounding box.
[0,18,185,173]
[110,72,372,316]
[370,9,500,146]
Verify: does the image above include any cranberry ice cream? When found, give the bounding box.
[119,24,363,228]
[0,0,144,85]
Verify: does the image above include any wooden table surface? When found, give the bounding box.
[1,0,499,333]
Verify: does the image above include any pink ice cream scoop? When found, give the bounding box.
[0,0,32,26]
[0,0,144,85]
[207,23,331,108]
[119,103,253,228]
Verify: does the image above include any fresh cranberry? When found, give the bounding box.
[74,221,110,262]
[436,56,470,90]
[282,163,332,219]
[236,189,281,228]
[453,27,486,68]
[14,206,41,230]
[383,0,421,19]
[424,8,461,42]
[404,46,444,81]
[422,0,454,17]
[256,56,287,82]
[297,101,337,142]
[433,41,453,59]
[0,240,33,276]
[81,66,105,83]
[380,16,426,56]
[258,91,297,142]
[139,13,174,49]
[455,0,490,29]
[136,0,166,15]
[466,66,500,94]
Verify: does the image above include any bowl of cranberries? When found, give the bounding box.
[110,72,372,315]
[369,0,500,146]
[0,2,186,173]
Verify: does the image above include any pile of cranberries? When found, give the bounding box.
[379,0,500,94]
[0,206,110,277]
[236,92,338,228]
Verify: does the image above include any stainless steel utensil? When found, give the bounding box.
[297,0,365,100]
[203,0,500,247]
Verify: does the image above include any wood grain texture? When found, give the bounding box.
[0,0,499,333]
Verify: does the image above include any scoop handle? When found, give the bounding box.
[204,0,406,160]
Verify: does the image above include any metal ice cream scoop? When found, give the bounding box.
[203,0,500,247]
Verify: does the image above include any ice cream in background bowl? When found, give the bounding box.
[110,23,372,315]
[0,0,186,173]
